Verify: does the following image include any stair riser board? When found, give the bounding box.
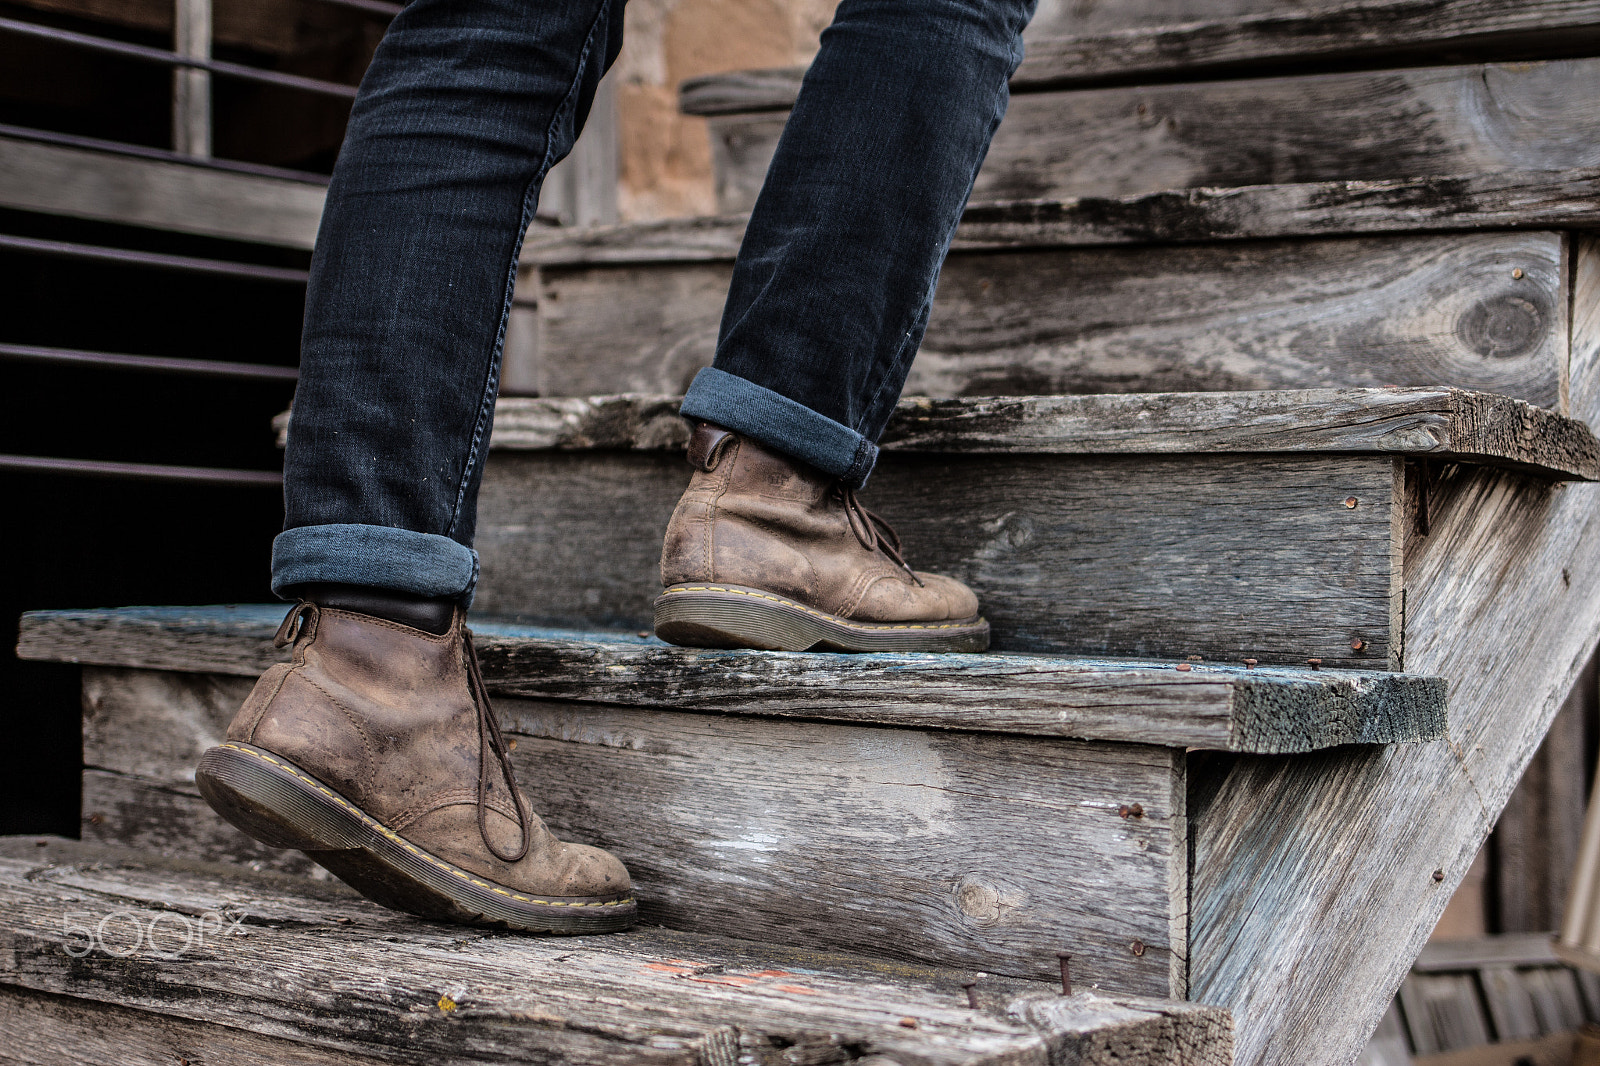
[0,842,1233,1066]
[75,667,1189,995]
[475,450,1405,669]
[535,230,1569,411]
[701,58,1600,212]
[81,769,322,879]
[504,699,1188,995]
[678,4,1600,100]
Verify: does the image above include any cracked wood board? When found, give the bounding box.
[0,839,1230,1064]
[532,231,1568,410]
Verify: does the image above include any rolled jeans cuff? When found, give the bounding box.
[679,367,879,488]
[271,524,479,604]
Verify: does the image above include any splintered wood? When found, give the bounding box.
[0,840,1232,1066]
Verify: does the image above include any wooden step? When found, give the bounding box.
[15,606,1445,998]
[527,223,1574,410]
[680,2,1600,101]
[20,605,1448,752]
[0,837,1233,1066]
[687,57,1600,213]
[446,389,1594,668]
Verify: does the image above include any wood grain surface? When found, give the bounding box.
[695,58,1600,208]
[471,450,1404,668]
[677,2,1600,107]
[28,621,1448,752]
[534,230,1569,410]
[483,389,1600,481]
[0,838,1233,1064]
[1183,235,1600,1065]
[526,171,1600,266]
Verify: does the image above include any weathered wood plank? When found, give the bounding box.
[1183,234,1600,1065]
[0,839,1234,1064]
[482,389,1600,481]
[1493,658,1593,932]
[73,723,1186,996]
[0,987,401,1066]
[0,135,326,249]
[508,698,1186,993]
[1397,973,1492,1053]
[696,58,1600,209]
[80,768,322,878]
[1414,933,1564,972]
[473,450,1403,668]
[678,4,1600,106]
[58,641,1446,761]
[527,172,1600,266]
[535,231,1569,411]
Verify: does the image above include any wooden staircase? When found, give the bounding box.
[14,3,1600,1064]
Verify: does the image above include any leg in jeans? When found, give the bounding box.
[197,0,637,935]
[272,0,626,605]
[657,0,1036,653]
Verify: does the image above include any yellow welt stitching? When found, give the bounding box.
[661,586,978,631]
[217,744,634,910]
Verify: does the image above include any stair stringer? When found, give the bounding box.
[1187,235,1600,1066]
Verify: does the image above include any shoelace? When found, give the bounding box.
[463,628,533,863]
[832,485,925,587]
[275,602,532,864]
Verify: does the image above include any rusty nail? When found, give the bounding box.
[1351,639,1366,651]
[1243,658,1258,668]
[962,981,980,1009]
[1512,267,1525,280]
[1118,803,1144,819]
[1432,869,1445,883]
[899,1017,919,1029]
[1345,497,1358,509]
[1175,663,1192,672]
[507,738,517,751]
[1119,804,1131,817]
[1131,940,1146,957]
[637,630,651,639]
[1058,953,1073,996]
[1307,658,1322,669]
[88,813,104,825]
[1187,655,1203,661]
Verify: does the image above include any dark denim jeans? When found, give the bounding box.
[274,0,1036,604]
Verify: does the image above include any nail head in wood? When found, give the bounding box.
[1131,940,1147,957]
[1513,268,1526,280]
[1058,953,1073,996]
[1345,497,1359,508]
[1307,659,1322,669]
[1244,658,1258,668]
[1175,663,1192,672]
[1433,869,1446,883]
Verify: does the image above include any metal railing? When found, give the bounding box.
[0,0,397,167]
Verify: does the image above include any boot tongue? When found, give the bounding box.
[302,583,455,635]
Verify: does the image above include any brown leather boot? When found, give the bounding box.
[196,601,636,933]
[655,423,989,652]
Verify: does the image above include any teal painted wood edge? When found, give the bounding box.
[17,606,1447,752]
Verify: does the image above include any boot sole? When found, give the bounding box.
[195,742,637,934]
[654,583,990,652]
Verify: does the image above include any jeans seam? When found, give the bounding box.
[445,0,615,540]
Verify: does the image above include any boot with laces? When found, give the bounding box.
[196,593,636,933]
[655,423,989,652]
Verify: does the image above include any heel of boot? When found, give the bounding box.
[197,744,363,852]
